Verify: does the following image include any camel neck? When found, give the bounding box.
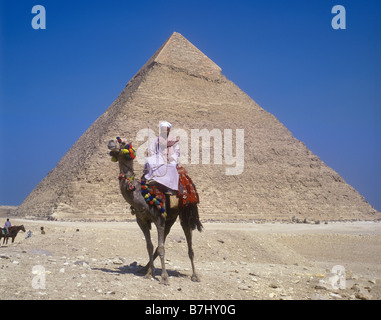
[119,160,134,177]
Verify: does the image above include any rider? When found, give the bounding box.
[3,218,11,234]
[144,121,180,194]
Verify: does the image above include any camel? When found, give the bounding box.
[107,138,203,285]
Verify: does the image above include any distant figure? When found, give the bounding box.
[3,218,11,234]
[40,226,45,234]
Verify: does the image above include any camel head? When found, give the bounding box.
[107,137,136,164]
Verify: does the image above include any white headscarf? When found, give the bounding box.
[159,121,172,129]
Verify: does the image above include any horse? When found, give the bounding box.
[1,225,26,245]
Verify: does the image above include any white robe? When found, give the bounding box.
[144,135,180,191]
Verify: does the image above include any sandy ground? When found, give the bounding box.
[0,218,380,300]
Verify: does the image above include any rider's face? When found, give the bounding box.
[160,127,170,138]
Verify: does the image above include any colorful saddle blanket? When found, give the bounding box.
[140,166,199,216]
[177,166,199,208]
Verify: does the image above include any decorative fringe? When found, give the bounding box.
[140,180,167,218]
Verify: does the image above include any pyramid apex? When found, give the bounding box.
[149,32,222,81]
[169,31,182,37]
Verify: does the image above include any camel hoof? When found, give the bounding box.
[144,274,153,280]
[160,273,169,285]
[144,269,154,279]
[191,274,200,282]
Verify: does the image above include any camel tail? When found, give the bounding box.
[180,204,203,232]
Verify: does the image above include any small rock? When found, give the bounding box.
[113,258,123,265]
[315,284,328,290]
[355,291,371,300]
[351,283,360,292]
[315,279,331,290]
[74,260,89,267]
[238,285,250,291]
[329,292,342,299]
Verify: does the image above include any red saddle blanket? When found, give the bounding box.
[140,166,199,213]
[177,166,199,208]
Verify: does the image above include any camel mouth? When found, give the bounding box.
[109,150,120,158]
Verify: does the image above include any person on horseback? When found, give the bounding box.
[144,121,180,194]
[3,218,11,234]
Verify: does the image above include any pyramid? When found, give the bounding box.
[15,32,379,221]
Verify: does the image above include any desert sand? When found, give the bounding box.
[0,217,380,300]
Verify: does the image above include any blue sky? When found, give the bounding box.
[1,0,380,211]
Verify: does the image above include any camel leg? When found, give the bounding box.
[149,218,176,265]
[136,217,154,279]
[181,222,200,282]
[155,219,169,285]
